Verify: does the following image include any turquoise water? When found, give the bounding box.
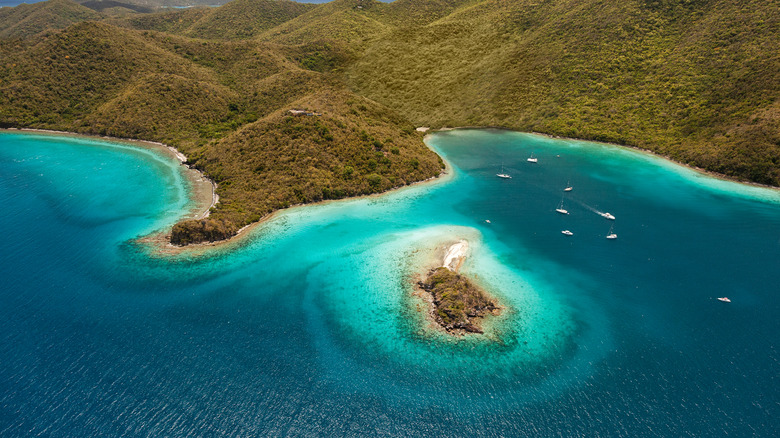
[1,129,778,436]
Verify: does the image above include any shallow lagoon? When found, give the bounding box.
[1,130,778,436]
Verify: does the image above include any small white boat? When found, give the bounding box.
[485,219,491,224]
[717,297,731,303]
[555,197,569,215]
[601,212,616,220]
[561,230,573,236]
[527,153,538,163]
[606,224,617,239]
[564,186,573,192]
[496,163,511,179]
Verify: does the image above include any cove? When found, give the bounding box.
[1,129,778,436]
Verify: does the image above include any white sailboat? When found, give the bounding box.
[564,181,573,192]
[555,197,569,214]
[606,224,617,239]
[496,163,511,179]
[527,153,538,163]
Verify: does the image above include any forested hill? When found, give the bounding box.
[0,0,101,39]
[349,0,779,186]
[1,0,778,244]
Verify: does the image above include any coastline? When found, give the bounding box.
[1,128,455,256]
[7,125,776,257]
[429,126,780,191]
[151,135,455,256]
[0,128,216,238]
[168,145,455,254]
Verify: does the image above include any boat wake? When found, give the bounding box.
[568,198,607,217]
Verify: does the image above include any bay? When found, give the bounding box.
[0,129,778,436]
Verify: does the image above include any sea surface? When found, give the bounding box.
[1,130,778,436]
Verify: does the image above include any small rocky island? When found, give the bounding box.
[417,240,500,334]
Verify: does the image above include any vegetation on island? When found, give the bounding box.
[418,267,499,334]
[0,0,778,243]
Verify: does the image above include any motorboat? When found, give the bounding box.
[561,230,573,236]
[601,212,616,220]
[717,297,731,303]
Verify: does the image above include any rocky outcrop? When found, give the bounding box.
[170,218,238,246]
[418,267,499,334]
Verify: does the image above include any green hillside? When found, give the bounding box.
[348,0,780,184]
[171,86,442,244]
[186,0,313,40]
[0,0,778,244]
[258,0,391,48]
[114,0,315,39]
[0,0,102,39]
[109,7,212,34]
[0,11,443,244]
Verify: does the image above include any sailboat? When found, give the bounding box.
[527,153,538,163]
[496,163,511,179]
[564,180,573,192]
[555,196,569,214]
[606,224,617,239]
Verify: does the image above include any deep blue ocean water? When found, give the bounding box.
[1,130,778,436]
